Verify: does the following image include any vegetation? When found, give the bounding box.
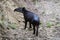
[8,23,17,29]
[46,21,53,28]
[32,0,38,5]
[0,0,60,40]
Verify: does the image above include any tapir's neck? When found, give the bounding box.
[21,9,28,18]
[22,9,28,15]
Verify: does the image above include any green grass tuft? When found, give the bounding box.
[53,30,56,32]
[46,22,52,28]
[9,23,17,29]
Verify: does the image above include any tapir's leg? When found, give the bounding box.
[33,25,35,34]
[29,22,32,28]
[36,25,39,36]
[24,21,27,29]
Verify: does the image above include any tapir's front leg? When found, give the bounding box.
[24,20,27,29]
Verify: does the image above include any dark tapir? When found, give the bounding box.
[14,7,40,36]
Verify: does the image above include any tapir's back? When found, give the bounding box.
[25,11,40,25]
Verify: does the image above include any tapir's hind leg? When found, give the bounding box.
[29,22,32,28]
[36,25,39,36]
[33,25,35,34]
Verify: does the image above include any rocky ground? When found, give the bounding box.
[0,0,60,40]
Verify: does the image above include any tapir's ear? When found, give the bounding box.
[22,7,25,10]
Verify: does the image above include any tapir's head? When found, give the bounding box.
[14,7,25,13]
